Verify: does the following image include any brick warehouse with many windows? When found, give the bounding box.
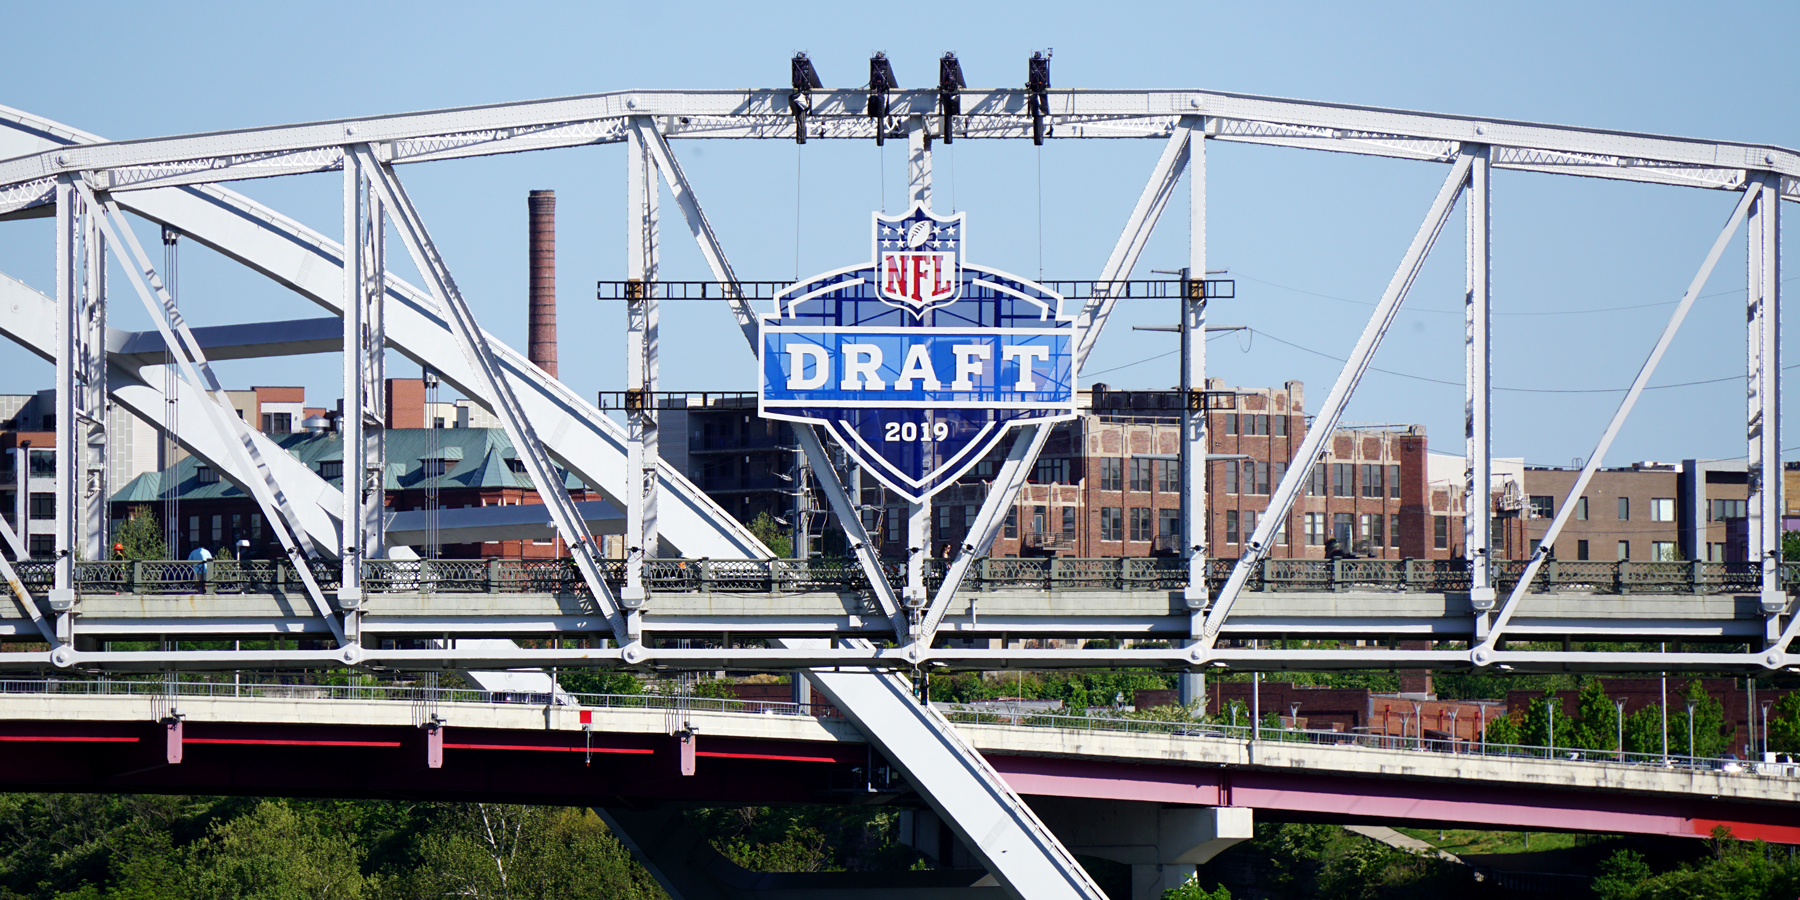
[858,380,1447,561]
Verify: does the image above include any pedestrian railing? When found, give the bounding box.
[0,676,1784,782]
[38,558,1799,597]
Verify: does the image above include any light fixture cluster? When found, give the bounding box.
[784,51,1052,146]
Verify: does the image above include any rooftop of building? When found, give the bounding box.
[110,428,587,504]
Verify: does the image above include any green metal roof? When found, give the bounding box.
[110,428,584,504]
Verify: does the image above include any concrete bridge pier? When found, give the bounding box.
[1030,799,1255,900]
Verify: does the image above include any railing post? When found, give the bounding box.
[1617,560,1631,594]
[131,560,144,595]
[1403,558,1416,591]
[1332,558,1344,592]
[1689,559,1703,595]
[201,560,213,595]
[1543,559,1558,593]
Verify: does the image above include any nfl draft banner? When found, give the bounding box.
[760,205,1076,503]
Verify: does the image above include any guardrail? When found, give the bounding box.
[17,557,1796,597]
[0,677,1786,782]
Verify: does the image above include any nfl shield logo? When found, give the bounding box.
[874,206,963,315]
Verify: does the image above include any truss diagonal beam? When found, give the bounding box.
[356,148,629,644]
[1202,152,1475,649]
[80,185,347,649]
[1474,185,1760,662]
[631,123,902,625]
[1074,118,1195,370]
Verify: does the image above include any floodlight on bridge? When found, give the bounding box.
[789,52,822,144]
[867,52,897,145]
[938,52,965,143]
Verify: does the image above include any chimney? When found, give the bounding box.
[528,190,557,378]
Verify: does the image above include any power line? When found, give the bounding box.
[1234,272,1796,318]
[1247,328,1793,394]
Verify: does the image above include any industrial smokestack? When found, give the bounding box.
[528,190,557,379]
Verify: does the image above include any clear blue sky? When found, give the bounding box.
[1,0,1794,467]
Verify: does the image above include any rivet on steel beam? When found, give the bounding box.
[55,153,68,167]
[345,124,358,136]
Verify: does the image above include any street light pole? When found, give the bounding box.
[1615,699,1626,761]
[1547,697,1561,758]
[1686,699,1699,760]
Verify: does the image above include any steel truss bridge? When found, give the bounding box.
[1,78,1796,899]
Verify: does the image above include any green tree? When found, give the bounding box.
[1569,679,1624,752]
[1163,877,1233,899]
[747,512,792,558]
[1593,848,1654,900]
[1669,680,1730,759]
[1783,530,1800,561]
[1622,704,1669,756]
[1767,690,1800,755]
[408,804,663,900]
[185,799,368,900]
[1482,711,1522,746]
[113,506,167,560]
[1518,690,1575,750]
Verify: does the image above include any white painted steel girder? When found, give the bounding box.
[4,90,1797,204]
[0,108,766,563]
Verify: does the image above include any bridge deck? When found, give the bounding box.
[0,682,1791,843]
[8,558,1784,644]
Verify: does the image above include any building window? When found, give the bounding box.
[1650,498,1675,522]
[1333,513,1354,546]
[317,461,342,479]
[261,412,292,434]
[1308,465,1328,497]
[1708,499,1746,521]
[211,515,223,543]
[1003,507,1018,539]
[27,493,53,520]
[1574,496,1588,520]
[1389,464,1402,499]
[29,449,54,477]
[1305,513,1326,546]
[422,458,447,478]
[1101,507,1123,542]
[1253,461,1271,495]
[1029,456,1064,485]
[1361,464,1383,498]
[506,458,528,474]
[1129,507,1152,541]
[1651,541,1677,561]
[1618,497,1629,520]
[189,516,200,547]
[251,513,262,540]
[1708,542,1726,562]
[231,514,242,541]
[1529,495,1554,518]
[433,417,447,429]
[1156,459,1178,493]
[27,535,52,559]
[1491,516,1505,549]
[1390,514,1400,548]
[1433,516,1448,550]
[1225,510,1239,544]
[885,507,903,542]
[1253,414,1269,436]
[1332,463,1353,497]
[1362,513,1383,549]
[936,504,953,539]
[1223,461,1238,494]
[1129,458,1152,492]
[1272,461,1287,494]
[1618,540,1630,561]
[1272,415,1287,437]
[1272,514,1286,545]
[1223,413,1237,435]
[1576,539,1590,561]
[1061,506,1075,537]
[1159,508,1180,541]
[196,466,219,485]
[1100,458,1123,491]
